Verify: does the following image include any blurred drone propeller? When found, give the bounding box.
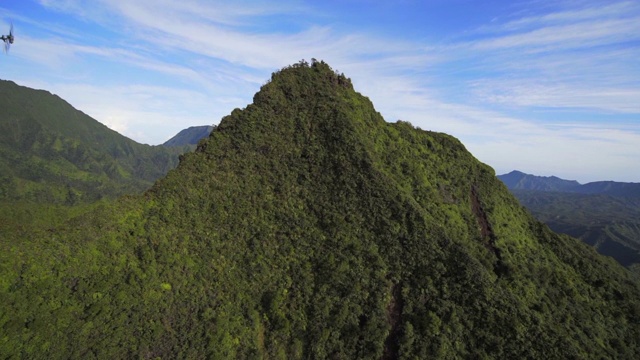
[3,22,14,53]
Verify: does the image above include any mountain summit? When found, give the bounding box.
[2,61,639,358]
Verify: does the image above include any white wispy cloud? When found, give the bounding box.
[448,0,640,115]
[104,1,418,71]
[481,1,638,33]
[470,80,640,113]
[475,18,640,52]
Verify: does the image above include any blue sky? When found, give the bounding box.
[1,0,639,182]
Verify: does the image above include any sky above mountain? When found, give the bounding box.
[1,0,638,182]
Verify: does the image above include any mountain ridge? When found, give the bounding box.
[499,170,640,196]
[0,79,183,205]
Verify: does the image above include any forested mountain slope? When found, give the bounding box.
[0,79,182,205]
[2,61,639,359]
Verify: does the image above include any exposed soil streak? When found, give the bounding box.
[382,282,403,360]
[470,185,508,276]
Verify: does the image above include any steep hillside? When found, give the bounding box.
[2,61,639,359]
[162,125,214,148]
[0,79,182,205]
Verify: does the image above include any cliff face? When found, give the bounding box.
[2,61,639,359]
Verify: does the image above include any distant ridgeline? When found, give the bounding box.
[499,170,640,274]
[0,79,185,205]
[2,61,639,358]
[500,170,640,197]
[162,125,214,148]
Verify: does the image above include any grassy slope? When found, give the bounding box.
[1,62,639,359]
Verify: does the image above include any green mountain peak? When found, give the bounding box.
[2,61,640,359]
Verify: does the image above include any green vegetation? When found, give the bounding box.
[2,61,639,358]
[0,79,183,205]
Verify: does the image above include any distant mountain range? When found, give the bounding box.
[500,170,640,198]
[499,170,640,272]
[162,125,214,147]
[499,170,580,192]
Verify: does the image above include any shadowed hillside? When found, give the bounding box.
[514,190,640,262]
[499,171,640,273]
